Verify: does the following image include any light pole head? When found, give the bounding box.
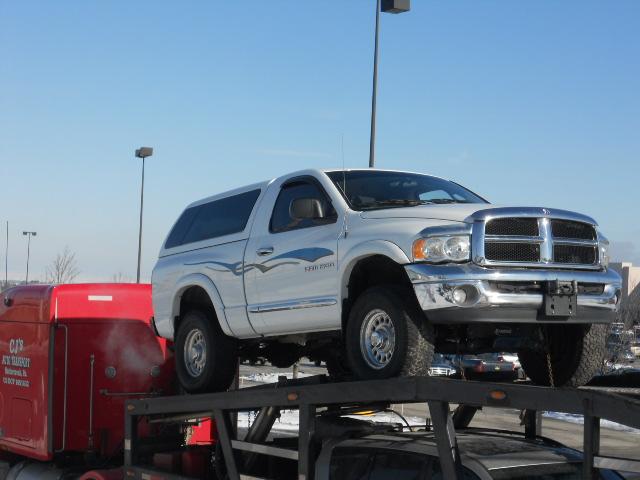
[381,0,410,13]
[135,147,154,159]
[23,231,36,236]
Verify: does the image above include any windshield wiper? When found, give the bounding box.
[360,198,470,209]
[426,198,470,204]
[359,199,429,209]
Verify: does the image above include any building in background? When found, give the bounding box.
[610,262,640,302]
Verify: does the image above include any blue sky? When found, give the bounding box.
[1,0,638,281]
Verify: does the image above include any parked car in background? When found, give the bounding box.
[499,353,521,369]
[428,354,459,377]
[606,329,636,366]
[631,326,640,358]
[495,352,526,379]
[449,354,518,381]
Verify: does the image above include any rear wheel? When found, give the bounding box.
[175,310,237,393]
[345,286,435,380]
[519,324,607,387]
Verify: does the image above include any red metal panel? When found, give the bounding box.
[0,284,175,462]
[50,284,174,457]
[0,285,55,460]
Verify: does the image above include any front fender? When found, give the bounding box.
[169,273,233,338]
[339,240,411,301]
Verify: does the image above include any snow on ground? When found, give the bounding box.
[237,409,427,432]
[239,371,314,385]
[238,410,301,432]
[543,411,640,434]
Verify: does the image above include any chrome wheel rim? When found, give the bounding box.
[360,309,396,370]
[184,328,207,378]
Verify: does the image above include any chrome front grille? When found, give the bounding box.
[485,242,540,262]
[551,219,596,240]
[477,216,599,269]
[554,244,597,264]
[485,217,539,236]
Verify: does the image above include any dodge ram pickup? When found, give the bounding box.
[152,169,622,393]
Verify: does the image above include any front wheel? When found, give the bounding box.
[345,286,435,380]
[519,324,607,387]
[175,310,237,393]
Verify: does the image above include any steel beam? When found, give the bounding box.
[523,409,542,439]
[214,409,240,480]
[428,401,461,480]
[298,404,317,480]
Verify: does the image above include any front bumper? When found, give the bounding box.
[405,263,622,324]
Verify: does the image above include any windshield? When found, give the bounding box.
[326,170,487,211]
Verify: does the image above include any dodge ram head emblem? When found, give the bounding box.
[542,208,551,216]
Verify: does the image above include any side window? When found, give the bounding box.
[329,448,373,480]
[270,180,337,233]
[164,206,199,248]
[369,451,429,480]
[165,189,260,248]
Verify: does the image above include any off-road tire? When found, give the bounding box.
[519,324,607,387]
[345,285,435,380]
[175,310,237,393]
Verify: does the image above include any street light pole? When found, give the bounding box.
[23,231,36,284]
[368,0,411,169]
[135,147,153,283]
[368,0,382,169]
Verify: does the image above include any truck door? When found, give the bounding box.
[244,176,341,335]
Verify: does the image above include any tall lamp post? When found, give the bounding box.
[368,0,410,168]
[23,231,37,284]
[135,147,153,283]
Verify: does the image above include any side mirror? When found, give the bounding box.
[290,198,324,220]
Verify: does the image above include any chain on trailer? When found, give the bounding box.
[543,326,556,388]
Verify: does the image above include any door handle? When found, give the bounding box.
[256,247,274,257]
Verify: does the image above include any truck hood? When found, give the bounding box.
[359,204,598,225]
[359,204,494,223]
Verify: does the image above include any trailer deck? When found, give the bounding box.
[124,375,640,480]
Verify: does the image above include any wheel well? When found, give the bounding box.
[176,286,216,334]
[343,255,414,331]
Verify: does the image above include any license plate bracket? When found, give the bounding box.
[543,280,578,317]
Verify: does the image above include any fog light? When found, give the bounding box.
[453,288,467,305]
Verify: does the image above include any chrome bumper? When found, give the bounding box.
[405,264,622,324]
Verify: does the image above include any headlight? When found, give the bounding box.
[599,233,610,268]
[413,235,471,263]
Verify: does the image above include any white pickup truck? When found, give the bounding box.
[152,169,621,392]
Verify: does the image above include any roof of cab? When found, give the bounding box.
[183,168,449,209]
[0,284,153,325]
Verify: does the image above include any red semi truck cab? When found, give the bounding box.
[0,284,175,463]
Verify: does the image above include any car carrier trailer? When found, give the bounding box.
[2,284,639,479]
[123,375,640,480]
